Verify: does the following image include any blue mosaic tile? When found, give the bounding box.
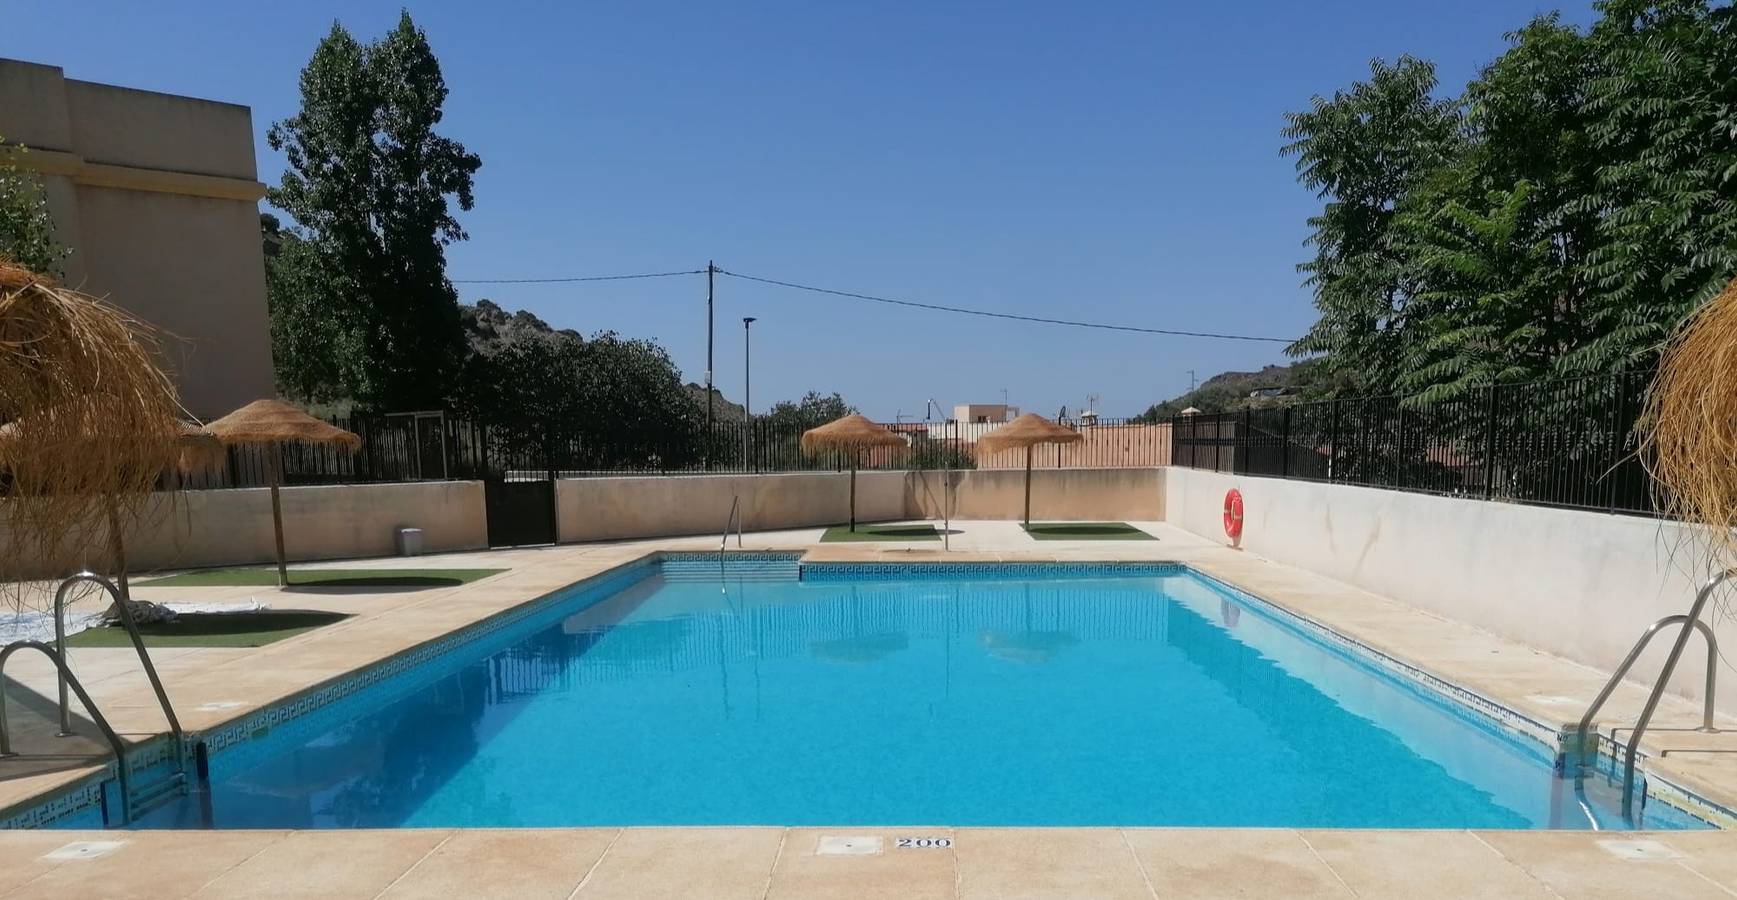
[0,777,105,830]
[660,551,801,582]
[801,561,1183,582]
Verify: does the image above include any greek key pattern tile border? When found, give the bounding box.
[0,778,104,830]
[801,561,1184,582]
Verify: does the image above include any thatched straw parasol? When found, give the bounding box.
[978,413,1083,527]
[801,414,905,531]
[204,399,360,586]
[1645,276,1737,566]
[0,257,189,606]
[0,413,224,607]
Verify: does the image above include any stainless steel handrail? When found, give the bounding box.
[915,466,957,552]
[0,641,133,821]
[1574,568,1735,818]
[1575,615,1719,751]
[717,496,745,592]
[50,573,184,748]
[721,495,743,552]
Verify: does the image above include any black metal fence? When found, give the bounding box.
[182,413,486,489]
[1170,371,1655,515]
[187,413,1172,488]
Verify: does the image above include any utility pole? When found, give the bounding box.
[743,316,757,471]
[705,261,716,467]
[1187,369,1198,392]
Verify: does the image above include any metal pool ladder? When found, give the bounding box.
[0,572,188,825]
[721,495,744,552]
[1574,568,1733,818]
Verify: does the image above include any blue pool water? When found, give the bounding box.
[136,562,1707,830]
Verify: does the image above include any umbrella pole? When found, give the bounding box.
[849,451,858,532]
[269,445,288,587]
[104,499,130,604]
[1024,445,1033,529]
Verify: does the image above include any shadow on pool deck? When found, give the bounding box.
[820,524,946,542]
[285,576,467,592]
[65,611,353,648]
[1022,522,1157,540]
[138,569,506,591]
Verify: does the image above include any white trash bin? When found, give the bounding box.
[396,527,425,557]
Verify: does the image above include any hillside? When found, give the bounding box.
[460,299,582,355]
[1138,360,1326,419]
[460,298,745,420]
[687,384,746,422]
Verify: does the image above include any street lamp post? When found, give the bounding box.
[743,317,757,472]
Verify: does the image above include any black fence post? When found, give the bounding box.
[544,422,557,483]
[1280,406,1292,478]
[1606,373,1625,513]
[1395,405,1406,490]
[1239,408,1251,475]
[1483,384,1500,501]
[1328,398,1341,481]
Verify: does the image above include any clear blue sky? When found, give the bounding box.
[8,1,1594,419]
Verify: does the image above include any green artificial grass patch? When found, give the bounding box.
[137,568,506,589]
[1022,522,1156,541]
[820,524,943,542]
[65,611,352,648]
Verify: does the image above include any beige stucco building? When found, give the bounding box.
[0,58,275,418]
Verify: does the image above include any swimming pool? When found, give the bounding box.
[133,557,1708,830]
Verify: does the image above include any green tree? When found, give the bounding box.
[764,391,854,431]
[1394,16,1601,403]
[0,138,68,276]
[455,330,704,471]
[1284,2,1737,398]
[261,213,348,400]
[267,13,480,410]
[1282,57,1462,394]
[1566,0,1737,374]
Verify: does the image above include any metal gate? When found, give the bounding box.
[484,477,557,547]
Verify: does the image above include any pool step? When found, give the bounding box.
[123,770,187,824]
[659,552,800,582]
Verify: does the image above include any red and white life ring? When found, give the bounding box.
[1223,489,1245,541]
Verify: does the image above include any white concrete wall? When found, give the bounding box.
[556,472,908,542]
[904,467,1163,521]
[2,481,487,576]
[1163,466,1733,713]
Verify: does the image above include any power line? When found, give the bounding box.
[716,269,1298,344]
[453,262,1300,344]
[452,268,704,285]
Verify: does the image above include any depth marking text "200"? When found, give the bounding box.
[896,837,952,849]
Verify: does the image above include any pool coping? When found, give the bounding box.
[3,548,1734,831]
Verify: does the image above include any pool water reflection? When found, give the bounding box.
[136,567,1707,830]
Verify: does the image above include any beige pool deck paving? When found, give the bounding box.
[5,519,1737,896]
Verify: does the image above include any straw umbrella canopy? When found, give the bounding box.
[0,400,223,606]
[800,414,905,531]
[0,258,192,608]
[204,399,360,586]
[977,413,1083,527]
